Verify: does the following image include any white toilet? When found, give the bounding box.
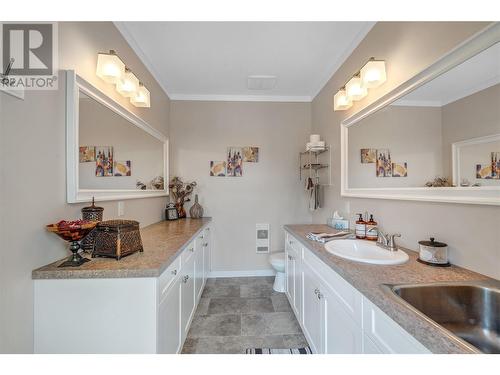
[269,252,286,292]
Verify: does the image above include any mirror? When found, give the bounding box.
[341,25,500,205]
[66,71,168,203]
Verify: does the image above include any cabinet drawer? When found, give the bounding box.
[182,240,196,265]
[303,248,362,326]
[159,256,181,301]
[286,233,302,254]
[362,297,430,354]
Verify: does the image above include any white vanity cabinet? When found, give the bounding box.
[34,224,211,354]
[284,231,430,354]
[285,235,302,320]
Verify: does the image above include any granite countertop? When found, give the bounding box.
[284,224,493,354]
[33,218,212,280]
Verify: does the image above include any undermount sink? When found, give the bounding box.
[324,239,409,265]
[386,281,500,354]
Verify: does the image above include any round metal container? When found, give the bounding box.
[417,237,450,267]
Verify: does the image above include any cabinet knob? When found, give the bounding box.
[314,288,320,295]
[203,243,208,248]
[288,255,293,260]
[317,292,323,300]
[171,269,177,276]
[183,275,189,283]
[190,247,194,252]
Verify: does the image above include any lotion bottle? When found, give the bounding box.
[366,214,378,241]
[355,213,366,239]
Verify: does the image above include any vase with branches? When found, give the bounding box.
[169,177,197,218]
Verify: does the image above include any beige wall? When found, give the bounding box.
[442,83,500,178]
[0,22,170,353]
[169,101,311,273]
[348,105,443,188]
[311,22,500,280]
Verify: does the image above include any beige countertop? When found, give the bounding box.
[284,224,494,354]
[32,218,212,280]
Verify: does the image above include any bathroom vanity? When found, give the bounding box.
[284,224,493,354]
[32,218,212,354]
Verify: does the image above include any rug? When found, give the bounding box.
[245,347,312,354]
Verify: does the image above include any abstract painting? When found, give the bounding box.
[79,146,95,163]
[114,160,131,176]
[210,161,226,177]
[376,149,392,177]
[476,164,492,179]
[360,148,376,163]
[95,146,113,177]
[492,152,500,179]
[227,147,243,177]
[392,162,408,177]
[243,146,259,162]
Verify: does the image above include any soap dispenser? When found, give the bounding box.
[366,214,378,241]
[355,213,366,239]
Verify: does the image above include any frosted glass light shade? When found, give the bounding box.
[333,89,352,111]
[361,60,386,88]
[96,52,124,84]
[346,76,367,101]
[131,84,151,108]
[117,70,139,98]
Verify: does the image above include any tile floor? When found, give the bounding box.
[182,276,309,354]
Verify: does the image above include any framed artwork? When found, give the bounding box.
[392,162,408,177]
[210,161,227,177]
[476,164,492,179]
[227,147,243,177]
[114,160,131,176]
[242,147,259,162]
[360,148,376,163]
[376,149,392,177]
[95,146,114,177]
[79,146,95,163]
[491,152,500,179]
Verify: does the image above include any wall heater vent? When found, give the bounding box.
[256,223,270,253]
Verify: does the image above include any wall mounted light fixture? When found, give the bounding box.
[333,58,386,111]
[96,50,151,108]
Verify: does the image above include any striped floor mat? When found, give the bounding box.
[246,347,312,354]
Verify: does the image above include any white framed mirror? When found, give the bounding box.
[66,70,169,203]
[341,24,500,206]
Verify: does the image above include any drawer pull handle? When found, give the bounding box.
[183,275,189,283]
[171,269,177,276]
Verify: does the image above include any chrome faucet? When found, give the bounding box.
[377,232,401,252]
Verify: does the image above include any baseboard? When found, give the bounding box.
[208,269,276,278]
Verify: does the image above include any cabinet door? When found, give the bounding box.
[203,228,211,282]
[285,249,295,310]
[181,252,196,340]
[301,262,322,353]
[194,245,204,302]
[363,333,383,354]
[322,284,362,354]
[158,277,181,354]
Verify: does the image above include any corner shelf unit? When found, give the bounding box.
[299,146,332,186]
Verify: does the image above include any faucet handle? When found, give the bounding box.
[377,231,388,245]
[388,234,401,249]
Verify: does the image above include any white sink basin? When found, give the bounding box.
[324,239,409,265]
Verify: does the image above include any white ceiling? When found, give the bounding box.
[393,41,500,107]
[115,22,374,102]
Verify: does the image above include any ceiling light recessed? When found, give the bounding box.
[247,75,277,91]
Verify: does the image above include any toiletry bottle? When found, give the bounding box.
[366,214,378,241]
[355,214,366,239]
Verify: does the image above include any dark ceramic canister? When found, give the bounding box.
[189,194,204,219]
